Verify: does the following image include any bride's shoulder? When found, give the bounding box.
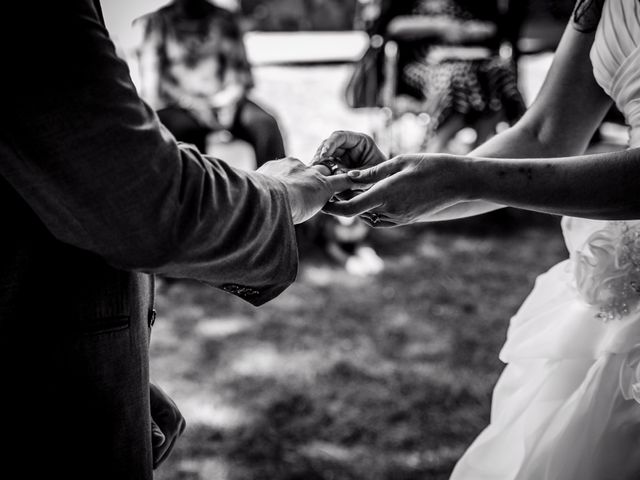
[571,0,606,34]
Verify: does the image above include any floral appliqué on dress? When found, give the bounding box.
[574,221,640,321]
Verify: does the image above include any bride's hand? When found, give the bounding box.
[323,154,473,227]
[312,130,387,174]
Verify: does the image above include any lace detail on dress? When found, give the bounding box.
[574,222,640,321]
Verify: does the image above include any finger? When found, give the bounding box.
[312,141,329,163]
[153,435,175,470]
[315,131,348,160]
[154,436,177,469]
[153,417,186,469]
[358,214,376,227]
[371,220,397,228]
[359,216,376,227]
[151,420,166,447]
[346,159,404,184]
[315,131,367,161]
[361,210,391,221]
[360,211,392,225]
[311,163,332,176]
[359,215,396,228]
[322,147,348,160]
[335,188,361,201]
[328,131,371,151]
[323,173,353,193]
[152,416,186,469]
[322,188,384,217]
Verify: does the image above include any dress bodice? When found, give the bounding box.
[590,0,640,146]
[561,0,640,321]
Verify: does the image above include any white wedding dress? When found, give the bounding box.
[450,1,640,479]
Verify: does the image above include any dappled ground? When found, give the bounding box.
[153,61,572,479]
[153,212,567,480]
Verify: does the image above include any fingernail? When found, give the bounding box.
[347,170,361,178]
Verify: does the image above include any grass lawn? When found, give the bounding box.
[152,63,569,480]
[153,211,567,480]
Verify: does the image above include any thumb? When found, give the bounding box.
[151,420,166,447]
[347,159,403,184]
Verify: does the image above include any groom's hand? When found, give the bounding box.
[257,156,351,224]
[150,383,186,469]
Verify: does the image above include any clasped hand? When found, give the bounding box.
[310,131,473,227]
[257,131,472,227]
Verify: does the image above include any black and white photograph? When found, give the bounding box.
[1,0,639,479]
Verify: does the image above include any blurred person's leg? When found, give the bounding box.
[230,98,286,167]
[157,107,211,153]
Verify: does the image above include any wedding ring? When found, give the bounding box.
[368,212,380,225]
[316,157,341,175]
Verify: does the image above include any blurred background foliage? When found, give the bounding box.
[240,0,357,31]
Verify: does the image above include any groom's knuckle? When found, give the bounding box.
[333,130,346,139]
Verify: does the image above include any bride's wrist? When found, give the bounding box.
[442,154,481,203]
[462,155,491,203]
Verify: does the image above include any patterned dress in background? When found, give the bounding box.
[400,0,526,130]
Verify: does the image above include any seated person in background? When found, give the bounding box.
[133,0,285,167]
[384,0,527,153]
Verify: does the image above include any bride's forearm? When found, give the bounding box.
[430,118,601,221]
[426,125,555,221]
[468,148,640,220]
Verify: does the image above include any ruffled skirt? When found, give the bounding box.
[450,260,640,480]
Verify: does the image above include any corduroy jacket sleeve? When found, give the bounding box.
[0,0,297,305]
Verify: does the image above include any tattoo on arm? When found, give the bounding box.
[571,0,605,33]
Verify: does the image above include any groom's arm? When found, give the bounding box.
[0,1,296,305]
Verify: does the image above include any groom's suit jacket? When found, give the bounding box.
[0,1,297,478]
